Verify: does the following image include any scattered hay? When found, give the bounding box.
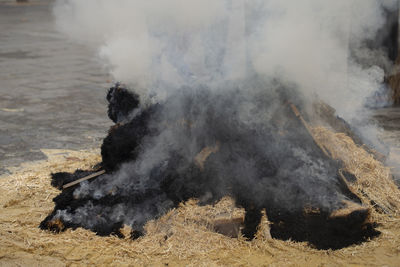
[312,127,400,217]
[0,149,254,265]
[1,133,400,265]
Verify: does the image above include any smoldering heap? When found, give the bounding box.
[40,81,379,250]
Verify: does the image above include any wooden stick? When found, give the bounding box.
[289,103,331,158]
[62,170,106,189]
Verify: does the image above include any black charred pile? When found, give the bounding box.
[40,82,379,250]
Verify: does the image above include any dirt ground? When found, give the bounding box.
[0,145,399,267]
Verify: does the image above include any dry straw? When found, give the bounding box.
[1,131,400,266]
[312,127,400,219]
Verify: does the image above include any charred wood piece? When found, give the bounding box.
[51,170,101,190]
[62,170,106,189]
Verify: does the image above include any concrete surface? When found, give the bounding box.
[0,0,112,175]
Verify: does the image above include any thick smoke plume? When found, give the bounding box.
[44,0,397,248]
[54,0,397,116]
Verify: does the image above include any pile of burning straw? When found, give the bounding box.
[38,82,400,250]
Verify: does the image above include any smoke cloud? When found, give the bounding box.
[54,0,397,117]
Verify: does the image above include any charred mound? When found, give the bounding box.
[40,82,379,249]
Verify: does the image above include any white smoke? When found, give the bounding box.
[54,0,397,119]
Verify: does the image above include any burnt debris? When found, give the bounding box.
[106,83,140,124]
[40,83,379,249]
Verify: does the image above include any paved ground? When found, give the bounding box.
[0,0,112,174]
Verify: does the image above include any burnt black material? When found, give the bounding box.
[269,209,380,250]
[374,5,399,62]
[242,206,262,240]
[41,83,380,249]
[101,106,157,172]
[107,83,140,123]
